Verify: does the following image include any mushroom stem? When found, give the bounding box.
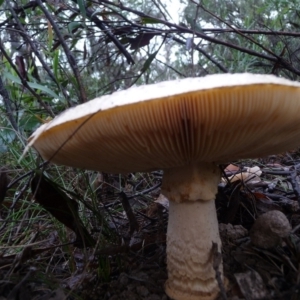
[162,162,223,300]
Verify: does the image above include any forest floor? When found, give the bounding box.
[1,152,300,300]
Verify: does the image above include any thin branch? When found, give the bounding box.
[36,0,87,103]
[150,0,168,21]
[98,0,300,75]
[200,28,300,37]
[0,43,55,117]
[119,191,139,234]
[0,73,19,132]
[70,0,135,65]
[155,58,187,77]
[172,36,228,73]
[86,9,135,65]
[8,0,300,38]
[287,167,300,206]
[5,1,71,105]
[197,2,290,68]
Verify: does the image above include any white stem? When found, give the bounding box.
[162,162,223,300]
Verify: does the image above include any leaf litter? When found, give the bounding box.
[2,152,300,299]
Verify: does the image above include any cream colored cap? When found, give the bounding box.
[28,73,300,173]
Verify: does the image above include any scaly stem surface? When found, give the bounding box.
[162,162,223,300]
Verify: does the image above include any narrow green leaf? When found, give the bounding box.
[76,0,86,18]
[140,17,161,24]
[67,21,83,34]
[141,50,159,73]
[47,20,53,49]
[53,50,59,79]
[4,72,60,100]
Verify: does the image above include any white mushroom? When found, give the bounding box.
[27,73,300,300]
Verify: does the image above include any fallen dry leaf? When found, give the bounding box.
[31,173,96,248]
[234,270,269,299]
[222,166,262,184]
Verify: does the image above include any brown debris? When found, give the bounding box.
[119,191,139,234]
[234,270,269,300]
[31,173,96,248]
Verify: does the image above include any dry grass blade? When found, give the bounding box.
[31,173,96,248]
[0,167,8,205]
[119,191,139,234]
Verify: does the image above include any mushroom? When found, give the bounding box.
[26,73,300,300]
[250,210,291,249]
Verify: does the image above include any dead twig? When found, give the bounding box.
[36,0,87,103]
[287,167,300,206]
[0,75,19,132]
[119,191,139,234]
[0,42,54,117]
[5,1,71,106]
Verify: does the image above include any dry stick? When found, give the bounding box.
[102,182,162,209]
[70,2,135,65]
[5,1,70,105]
[7,0,300,75]
[0,74,18,132]
[193,0,296,73]
[172,36,228,73]
[99,0,227,72]
[87,13,134,66]
[6,162,49,190]
[262,169,291,175]
[7,0,300,38]
[36,0,87,103]
[151,0,169,21]
[0,43,55,117]
[196,2,277,58]
[200,28,300,36]
[127,182,161,200]
[119,191,139,234]
[155,58,187,77]
[263,193,288,200]
[197,2,294,74]
[287,168,300,206]
[98,0,300,75]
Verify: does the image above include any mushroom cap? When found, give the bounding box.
[28,73,300,173]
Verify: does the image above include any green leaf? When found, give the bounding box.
[4,72,61,100]
[67,21,83,34]
[0,128,15,147]
[19,113,42,131]
[53,50,59,79]
[141,50,159,73]
[140,17,161,24]
[76,0,86,18]
[47,21,53,48]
